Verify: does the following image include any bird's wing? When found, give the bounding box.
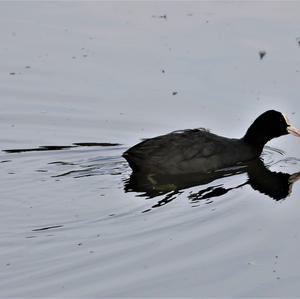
[129,129,225,161]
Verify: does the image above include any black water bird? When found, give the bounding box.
[123,110,300,175]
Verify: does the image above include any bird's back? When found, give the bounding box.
[123,129,256,174]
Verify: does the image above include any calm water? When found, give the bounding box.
[1,2,300,298]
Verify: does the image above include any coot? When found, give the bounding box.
[123,110,300,174]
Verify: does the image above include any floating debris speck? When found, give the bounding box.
[259,50,266,60]
[152,14,167,20]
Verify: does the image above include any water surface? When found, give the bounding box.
[1,2,300,298]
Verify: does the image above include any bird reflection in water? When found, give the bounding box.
[124,158,300,210]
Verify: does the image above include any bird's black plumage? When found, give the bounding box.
[123,110,299,175]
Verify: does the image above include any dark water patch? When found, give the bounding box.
[4,145,75,153]
[125,165,245,199]
[32,225,63,232]
[0,160,11,163]
[51,168,96,178]
[188,183,246,203]
[48,161,76,166]
[50,154,127,178]
[73,142,121,147]
[264,145,285,156]
[3,142,122,153]
[124,157,300,211]
[52,160,126,178]
[74,173,94,178]
[3,143,127,186]
[151,191,182,209]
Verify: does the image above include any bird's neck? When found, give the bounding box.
[242,126,270,153]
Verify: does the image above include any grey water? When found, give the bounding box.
[1,2,300,298]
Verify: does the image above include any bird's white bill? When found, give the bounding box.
[282,113,300,137]
[287,125,300,137]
